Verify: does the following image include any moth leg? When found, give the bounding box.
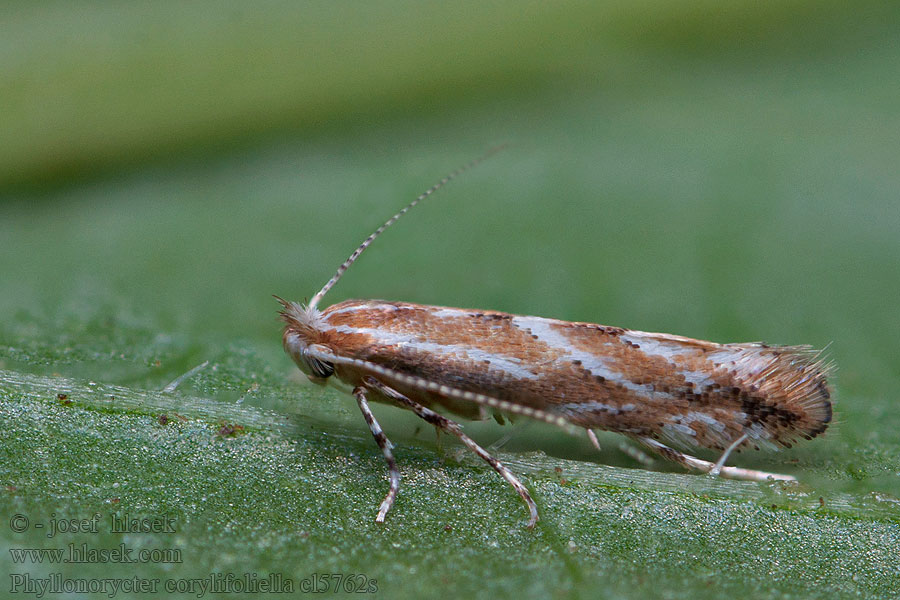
[161,360,209,393]
[433,426,444,456]
[588,430,654,465]
[364,376,539,528]
[489,420,533,452]
[488,431,515,452]
[709,433,749,477]
[353,386,401,524]
[635,436,796,482]
[587,429,601,451]
[617,441,654,466]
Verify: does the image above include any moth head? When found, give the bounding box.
[285,338,334,384]
[276,296,334,384]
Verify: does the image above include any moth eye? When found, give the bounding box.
[308,357,334,379]
[303,343,335,379]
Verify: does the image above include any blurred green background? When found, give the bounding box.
[2,1,899,598]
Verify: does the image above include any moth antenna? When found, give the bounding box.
[307,145,507,312]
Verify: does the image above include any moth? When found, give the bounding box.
[278,152,832,528]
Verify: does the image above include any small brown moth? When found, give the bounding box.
[278,152,832,528]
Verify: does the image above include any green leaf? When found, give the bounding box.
[2,2,900,599]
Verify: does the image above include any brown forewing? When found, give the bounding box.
[317,300,831,450]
